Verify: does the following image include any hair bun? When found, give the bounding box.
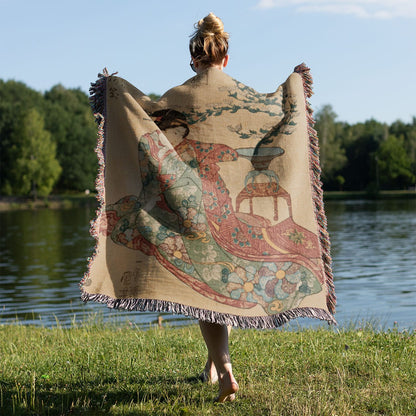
[197,12,228,38]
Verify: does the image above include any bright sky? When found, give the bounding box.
[1,0,415,124]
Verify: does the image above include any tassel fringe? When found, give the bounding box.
[80,290,337,329]
[294,63,336,314]
[79,69,112,289]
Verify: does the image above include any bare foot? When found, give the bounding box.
[215,372,239,403]
[199,358,218,384]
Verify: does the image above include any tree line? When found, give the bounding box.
[315,105,415,191]
[0,80,415,197]
[0,80,97,197]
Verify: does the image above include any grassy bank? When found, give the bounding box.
[0,194,97,211]
[0,322,415,415]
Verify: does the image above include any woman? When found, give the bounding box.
[82,12,336,404]
[188,13,239,403]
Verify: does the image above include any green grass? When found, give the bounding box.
[0,321,415,415]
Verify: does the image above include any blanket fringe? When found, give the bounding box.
[89,68,118,118]
[294,63,336,314]
[81,290,337,329]
[79,70,112,289]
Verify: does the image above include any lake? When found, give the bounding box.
[1,198,415,330]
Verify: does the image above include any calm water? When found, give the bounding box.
[0,199,415,330]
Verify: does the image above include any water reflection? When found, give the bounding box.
[0,199,415,329]
[325,199,416,329]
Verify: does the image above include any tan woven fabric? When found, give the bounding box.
[80,64,336,328]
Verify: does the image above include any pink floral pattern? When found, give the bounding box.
[159,236,191,263]
[99,210,120,236]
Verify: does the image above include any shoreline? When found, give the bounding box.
[0,190,415,211]
[0,194,98,211]
[323,190,416,200]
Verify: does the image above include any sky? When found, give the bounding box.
[1,0,415,125]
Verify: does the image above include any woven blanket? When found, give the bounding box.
[80,64,336,328]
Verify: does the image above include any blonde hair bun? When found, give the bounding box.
[197,12,229,39]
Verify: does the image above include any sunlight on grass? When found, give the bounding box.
[0,317,415,415]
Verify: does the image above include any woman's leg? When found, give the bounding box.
[200,354,218,383]
[199,321,239,402]
[201,325,232,384]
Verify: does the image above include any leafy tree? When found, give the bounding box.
[148,93,161,101]
[314,105,347,188]
[9,108,61,197]
[341,119,388,191]
[376,135,415,189]
[0,103,20,194]
[389,118,416,180]
[0,80,45,194]
[0,79,44,109]
[44,85,97,191]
